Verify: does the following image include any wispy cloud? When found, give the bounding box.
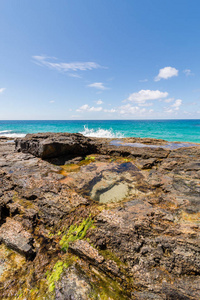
[126,89,168,103]
[165,99,182,113]
[139,102,153,107]
[0,88,6,93]
[119,104,153,115]
[104,108,116,113]
[164,97,174,103]
[76,104,103,112]
[171,99,182,110]
[96,99,103,105]
[165,108,173,113]
[68,73,82,78]
[49,100,55,103]
[32,55,103,73]
[139,79,148,82]
[71,115,80,118]
[155,66,178,81]
[88,82,108,90]
[183,69,194,76]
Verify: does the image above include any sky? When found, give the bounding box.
[0,0,200,120]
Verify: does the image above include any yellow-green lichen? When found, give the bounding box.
[59,216,94,252]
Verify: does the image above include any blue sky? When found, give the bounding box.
[0,0,200,120]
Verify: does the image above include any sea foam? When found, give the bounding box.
[80,125,124,138]
[0,130,26,138]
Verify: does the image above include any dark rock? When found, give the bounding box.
[15,132,98,159]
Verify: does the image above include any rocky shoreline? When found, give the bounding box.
[0,133,199,299]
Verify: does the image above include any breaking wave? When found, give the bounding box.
[79,125,124,138]
[0,130,26,138]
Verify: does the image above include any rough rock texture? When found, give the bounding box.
[68,240,105,264]
[0,218,35,259]
[15,132,98,159]
[0,134,199,299]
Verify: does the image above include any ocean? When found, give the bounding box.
[0,120,200,143]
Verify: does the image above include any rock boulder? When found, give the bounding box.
[15,132,98,159]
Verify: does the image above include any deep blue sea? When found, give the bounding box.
[0,120,200,143]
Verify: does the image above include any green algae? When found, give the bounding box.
[12,191,35,209]
[17,278,49,300]
[59,216,94,252]
[99,249,124,267]
[46,260,68,292]
[85,156,96,161]
[89,267,130,300]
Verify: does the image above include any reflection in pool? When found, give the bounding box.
[110,140,199,150]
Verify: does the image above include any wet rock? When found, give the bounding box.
[0,218,35,259]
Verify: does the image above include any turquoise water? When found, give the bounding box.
[0,120,200,143]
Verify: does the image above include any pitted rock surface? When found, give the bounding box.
[0,218,35,259]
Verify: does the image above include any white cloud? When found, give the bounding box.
[96,99,103,105]
[104,108,116,113]
[165,99,182,113]
[183,111,192,115]
[119,105,142,115]
[0,88,5,93]
[164,97,174,103]
[33,55,103,72]
[68,73,82,78]
[49,100,55,103]
[139,102,153,107]
[183,69,193,76]
[76,104,103,112]
[155,67,178,81]
[88,82,108,90]
[119,104,153,115]
[165,109,173,113]
[127,89,168,103]
[171,99,182,110]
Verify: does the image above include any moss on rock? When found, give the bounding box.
[46,260,68,292]
[59,216,94,252]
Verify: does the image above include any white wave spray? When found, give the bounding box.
[79,125,124,138]
[0,130,26,138]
